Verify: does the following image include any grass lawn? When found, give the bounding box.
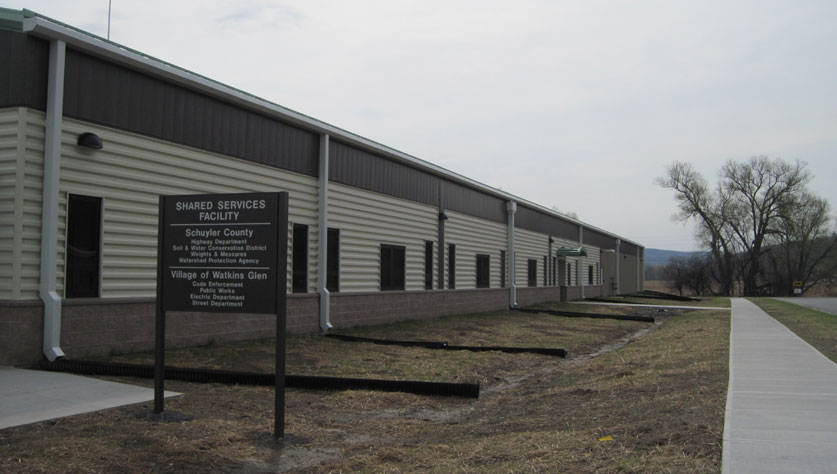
[749,298,837,362]
[1,304,730,473]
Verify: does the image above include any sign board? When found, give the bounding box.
[154,191,289,438]
[160,193,280,314]
[794,288,802,295]
[792,281,804,288]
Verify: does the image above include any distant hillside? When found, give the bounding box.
[644,248,701,268]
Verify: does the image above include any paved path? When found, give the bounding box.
[773,297,837,315]
[722,298,837,473]
[0,367,178,430]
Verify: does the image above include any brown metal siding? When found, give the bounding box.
[0,30,48,110]
[584,228,617,250]
[329,140,439,206]
[329,140,505,223]
[62,48,319,177]
[515,205,578,241]
[441,181,505,223]
[621,241,638,256]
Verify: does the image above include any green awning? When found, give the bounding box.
[555,246,587,257]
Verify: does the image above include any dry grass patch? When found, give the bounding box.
[1,304,729,473]
[750,297,837,362]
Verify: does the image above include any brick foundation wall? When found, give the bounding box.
[1,295,319,365]
[0,302,43,366]
[3,285,601,366]
[330,288,509,328]
[515,287,562,307]
[584,285,603,298]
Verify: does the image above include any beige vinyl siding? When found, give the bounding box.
[580,244,601,285]
[445,210,507,289]
[58,118,319,299]
[552,236,579,286]
[514,227,550,287]
[328,182,437,292]
[0,108,45,300]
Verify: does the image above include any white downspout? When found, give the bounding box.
[40,39,66,361]
[579,226,585,299]
[615,238,621,295]
[316,133,332,332]
[507,201,517,308]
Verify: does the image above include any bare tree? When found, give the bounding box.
[658,156,825,296]
[656,162,735,295]
[768,192,837,294]
[720,157,811,295]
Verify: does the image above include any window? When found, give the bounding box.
[476,254,490,288]
[567,262,572,286]
[552,256,557,287]
[424,241,433,290]
[65,194,102,298]
[588,264,594,285]
[327,228,339,292]
[380,244,405,291]
[500,250,506,288]
[292,224,308,293]
[527,259,537,287]
[448,244,456,289]
[543,256,548,286]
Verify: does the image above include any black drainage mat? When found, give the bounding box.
[515,307,655,323]
[325,334,565,357]
[39,359,479,398]
[325,334,447,349]
[626,290,700,302]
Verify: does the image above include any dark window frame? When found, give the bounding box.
[588,264,594,285]
[292,223,308,293]
[65,194,102,298]
[448,243,456,289]
[424,240,433,290]
[476,254,490,288]
[327,227,340,292]
[552,256,557,287]
[567,262,572,286]
[380,244,406,291]
[500,250,506,288]
[527,259,537,287]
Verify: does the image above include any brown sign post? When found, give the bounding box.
[154,191,289,438]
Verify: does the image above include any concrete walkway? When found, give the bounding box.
[723,298,837,473]
[0,367,178,430]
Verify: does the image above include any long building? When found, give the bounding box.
[0,8,644,366]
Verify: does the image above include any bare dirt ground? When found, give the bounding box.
[1,303,730,473]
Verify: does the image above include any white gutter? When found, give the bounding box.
[579,226,584,299]
[20,13,644,250]
[507,201,517,308]
[39,38,66,361]
[316,134,332,332]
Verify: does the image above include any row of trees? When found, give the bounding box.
[657,156,837,296]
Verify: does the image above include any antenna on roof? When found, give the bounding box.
[107,0,112,40]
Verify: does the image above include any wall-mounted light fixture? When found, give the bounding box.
[549,237,554,244]
[438,211,448,221]
[77,132,103,150]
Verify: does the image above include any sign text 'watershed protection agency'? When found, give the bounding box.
[161,192,280,314]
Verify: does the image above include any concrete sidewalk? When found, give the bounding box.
[0,367,178,430]
[723,298,837,473]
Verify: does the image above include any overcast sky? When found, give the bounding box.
[6,0,836,250]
